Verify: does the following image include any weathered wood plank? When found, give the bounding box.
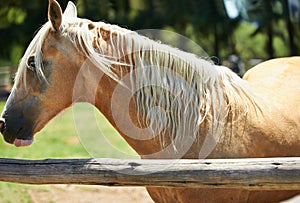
[0,157,299,190]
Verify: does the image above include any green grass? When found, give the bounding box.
[0,102,137,159]
[0,101,138,203]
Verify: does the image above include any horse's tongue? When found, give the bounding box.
[14,138,33,147]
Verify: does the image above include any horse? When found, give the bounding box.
[1,0,300,202]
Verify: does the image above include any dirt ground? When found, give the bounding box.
[28,185,154,203]
[27,186,300,203]
[28,186,300,203]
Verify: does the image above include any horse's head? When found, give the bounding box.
[0,1,85,146]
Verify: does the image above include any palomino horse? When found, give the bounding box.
[1,1,300,202]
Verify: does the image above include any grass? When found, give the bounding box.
[0,101,138,202]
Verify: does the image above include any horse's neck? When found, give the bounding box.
[91,67,257,159]
[92,72,166,157]
[87,30,259,158]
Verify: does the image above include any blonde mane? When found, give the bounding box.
[16,6,257,154]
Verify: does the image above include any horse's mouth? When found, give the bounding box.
[0,118,34,147]
[13,138,34,147]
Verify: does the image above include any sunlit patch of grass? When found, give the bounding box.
[0,182,31,203]
[0,101,138,202]
[0,102,138,159]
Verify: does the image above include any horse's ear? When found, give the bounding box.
[48,0,63,31]
[63,1,77,18]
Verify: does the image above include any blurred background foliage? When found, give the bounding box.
[0,0,299,68]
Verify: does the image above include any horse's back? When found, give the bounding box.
[243,57,300,113]
[243,57,300,89]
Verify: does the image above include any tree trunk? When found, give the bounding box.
[267,23,274,59]
[213,23,219,63]
[283,0,296,55]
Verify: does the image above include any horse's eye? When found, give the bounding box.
[26,55,36,70]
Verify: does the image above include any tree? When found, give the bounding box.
[0,0,49,64]
[0,0,298,66]
[235,0,299,58]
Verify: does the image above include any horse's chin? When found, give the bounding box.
[13,138,34,147]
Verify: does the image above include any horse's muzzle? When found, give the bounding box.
[0,114,34,147]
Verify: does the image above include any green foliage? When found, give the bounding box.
[234,22,268,59]
[0,0,299,66]
[0,7,26,29]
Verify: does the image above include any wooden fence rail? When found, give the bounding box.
[0,157,299,190]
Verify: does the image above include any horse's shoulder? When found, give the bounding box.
[243,57,300,139]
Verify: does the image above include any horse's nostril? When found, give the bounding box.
[0,118,6,132]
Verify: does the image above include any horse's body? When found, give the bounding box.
[147,57,300,203]
[0,1,300,202]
